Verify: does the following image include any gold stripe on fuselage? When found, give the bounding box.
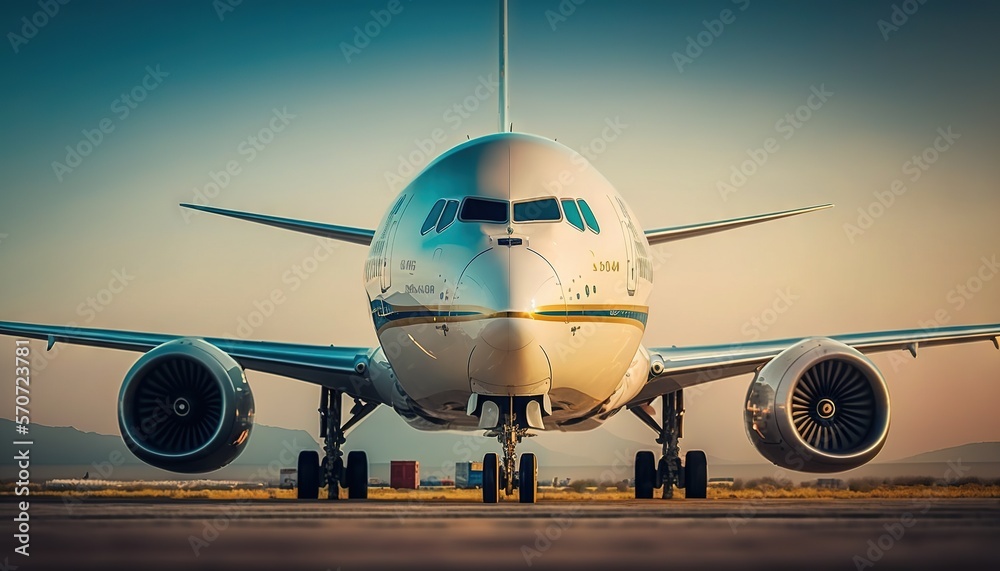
[374,305,649,334]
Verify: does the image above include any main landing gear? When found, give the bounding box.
[630,390,708,499]
[297,387,378,500]
[480,396,539,504]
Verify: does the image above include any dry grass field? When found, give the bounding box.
[4,482,1000,501]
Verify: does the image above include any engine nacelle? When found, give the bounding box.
[744,338,890,473]
[118,338,255,473]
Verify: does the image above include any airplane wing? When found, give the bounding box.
[180,203,376,246]
[631,323,1000,404]
[644,203,832,245]
[0,321,385,404]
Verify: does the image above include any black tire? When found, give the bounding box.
[297,450,320,500]
[656,456,668,489]
[346,450,368,499]
[483,452,499,504]
[518,453,537,504]
[635,451,655,499]
[684,450,708,499]
[329,456,345,500]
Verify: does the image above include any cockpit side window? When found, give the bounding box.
[577,199,600,234]
[436,199,460,232]
[513,197,561,223]
[561,199,584,231]
[459,197,509,224]
[420,199,446,235]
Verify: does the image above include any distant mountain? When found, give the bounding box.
[13,418,993,480]
[0,411,739,479]
[0,418,319,467]
[889,442,1000,464]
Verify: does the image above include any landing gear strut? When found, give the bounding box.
[481,396,537,503]
[297,387,377,500]
[630,389,708,499]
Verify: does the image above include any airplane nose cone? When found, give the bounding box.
[481,317,534,351]
[455,242,566,396]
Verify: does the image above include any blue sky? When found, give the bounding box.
[2,0,999,465]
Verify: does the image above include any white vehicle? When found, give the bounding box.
[2,2,997,503]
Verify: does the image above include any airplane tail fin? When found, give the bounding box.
[499,0,509,133]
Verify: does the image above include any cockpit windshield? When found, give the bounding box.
[513,198,561,222]
[422,196,596,233]
[459,197,509,224]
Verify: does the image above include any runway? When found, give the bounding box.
[5,498,999,570]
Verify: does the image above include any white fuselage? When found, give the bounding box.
[364,133,654,431]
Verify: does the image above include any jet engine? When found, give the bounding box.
[744,338,890,473]
[117,338,255,473]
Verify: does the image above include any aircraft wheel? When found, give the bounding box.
[656,456,668,489]
[684,450,708,499]
[518,452,537,504]
[297,450,320,500]
[634,451,655,499]
[483,452,499,503]
[346,450,369,499]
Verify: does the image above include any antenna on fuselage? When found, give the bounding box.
[499,0,509,133]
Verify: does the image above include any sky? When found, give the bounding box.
[1,0,999,468]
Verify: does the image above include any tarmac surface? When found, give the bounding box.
[4,497,999,570]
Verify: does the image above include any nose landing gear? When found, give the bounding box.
[478,396,539,503]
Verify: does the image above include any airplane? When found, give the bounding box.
[2,1,998,504]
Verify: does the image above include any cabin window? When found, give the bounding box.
[459,197,509,224]
[436,200,460,232]
[577,199,600,234]
[513,197,561,222]
[421,200,446,235]
[561,199,585,231]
